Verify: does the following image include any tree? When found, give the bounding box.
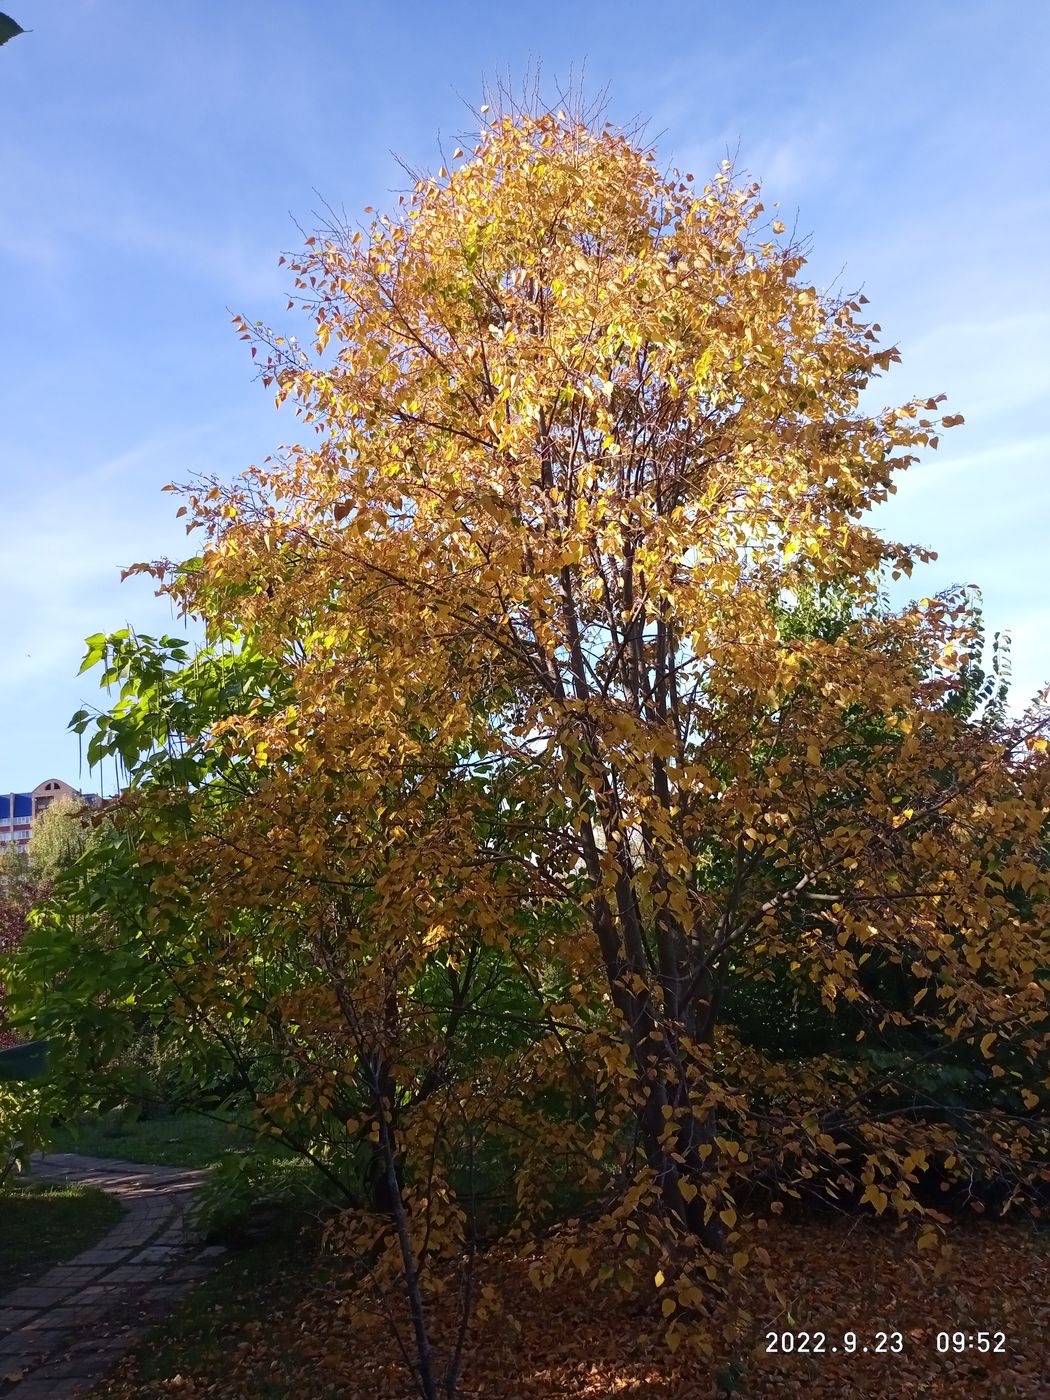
[213,105,1048,1238]
[2,796,101,1045]
[1,843,54,1177]
[27,795,98,881]
[16,106,1050,1380]
[1,847,44,1046]
[2,795,106,1164]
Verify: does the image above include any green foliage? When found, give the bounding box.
[714,1357,747,1396]
[27,796,99,881]
[0,842,30,887]
[942,595,1013,724]
[190,1151,347,1243]
[53,1109,278,1170]
[11,626,292,1132]
[70,626,287,786]
[0,1079,58,1183]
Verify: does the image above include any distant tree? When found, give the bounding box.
[0,844,54,1173]
[0,842,30,891]
[0,847,45,1048]
[27,796,98,881]
[1,795,102,1043]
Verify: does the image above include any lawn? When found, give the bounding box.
[0,1177,125,1290]
[51,1110,283,1170]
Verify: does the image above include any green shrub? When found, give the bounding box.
[190,1150,349,1244]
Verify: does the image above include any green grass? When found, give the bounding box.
[0,1177,125,1289]
[51,1110,286,1170]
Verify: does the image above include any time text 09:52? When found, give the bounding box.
[763,1331,1007,1355]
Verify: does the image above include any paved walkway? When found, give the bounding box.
[0,1153,225,1399]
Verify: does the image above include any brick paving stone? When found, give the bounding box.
[47,1304,106,1329]
[3,1325,71,1351]
[105,1264,171,1285]
[13,1314,74,1337]
[64,1331,128,1354]
[7,1379,85,1398]
[1,1285,76,1308]
[141,1282,188,1303]
[68,1246,134,1266]
[75,1283,123,1303]
[0,1330,37,1355]
[29,1355,97,1379]
[0,1308,36,1330]
[45,1266,105,1286]
[135,1245,182,1262]
[102,1232,158,1250]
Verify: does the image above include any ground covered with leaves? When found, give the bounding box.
[90,1216,1047,1399]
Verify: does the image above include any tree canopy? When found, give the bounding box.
[27,795,99,882]
[13,107,1050,1385]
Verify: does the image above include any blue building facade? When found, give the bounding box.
[0,780,100,855]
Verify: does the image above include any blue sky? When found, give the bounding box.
[1,0,1047,793]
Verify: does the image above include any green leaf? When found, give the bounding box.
[79,634,109,674]
[714,1359,746,1395]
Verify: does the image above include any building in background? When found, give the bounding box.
[0,779,101,855]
